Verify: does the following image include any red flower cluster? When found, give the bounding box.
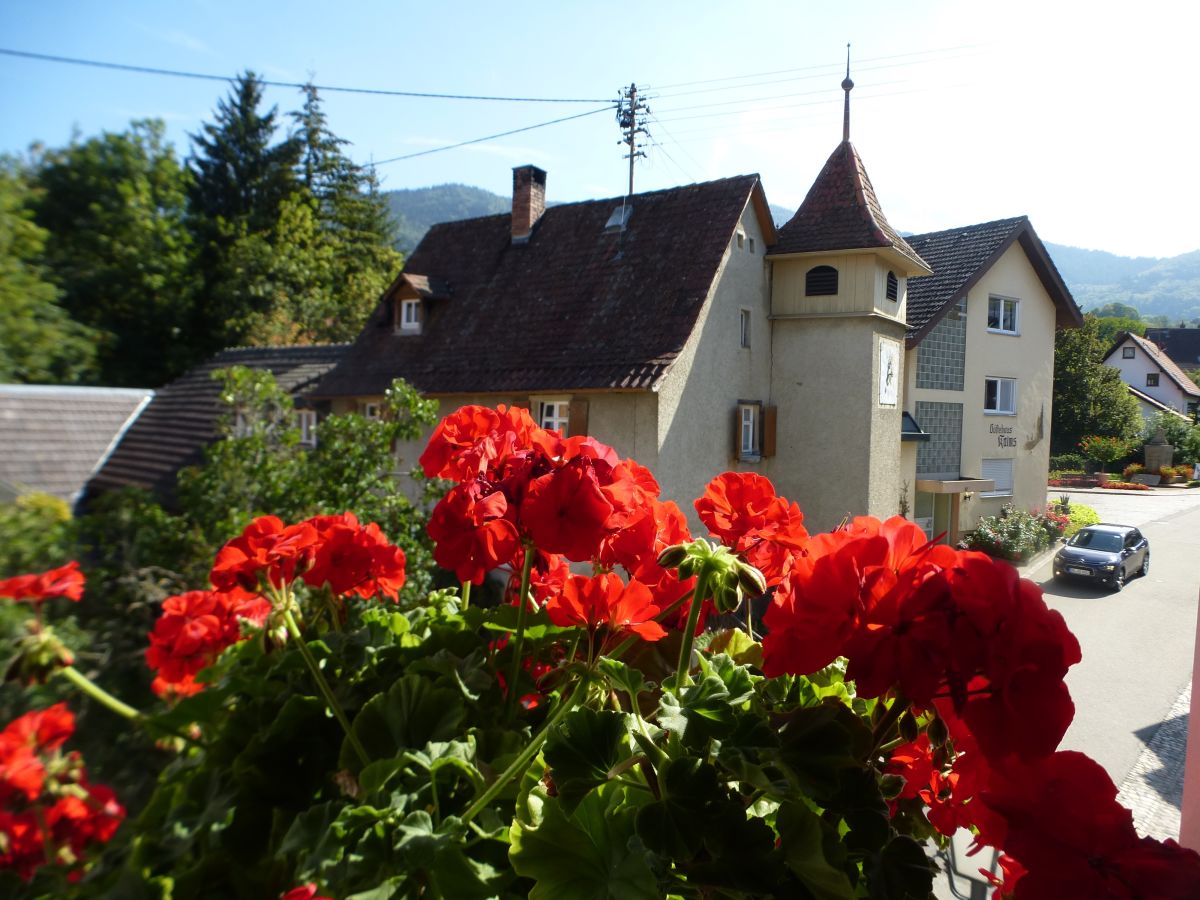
[422,406,692,613]
[211,513,407,601]
[0,561,85,605]
[545,572,667,644]
[281,885,333,900]
[146,589,272,697]
[695,472,808,585]
[0,704,125,881]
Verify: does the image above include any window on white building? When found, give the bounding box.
[397,298,421,334]
[739,309,751,348]
[980,458,1014,498]
[737,402,760,460]
[361,402,382,420]
[537,399,571,434]
[1146,373,1159,387]
[987,296,1019,334]
[984,377,1017,415]
[297,409,318,447]
[1122,346,1136,359]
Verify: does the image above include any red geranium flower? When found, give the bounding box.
[146,590,270,694]
[0,809,44,880]
[0,704,74,804]
[210,516,319,592]
[303,512,407,600]
[695,473,809,584]
[545,572,667,643]
[522,458,615,562]
[281,884,333,900]
[428,482,521,584]
[0,561,85,604]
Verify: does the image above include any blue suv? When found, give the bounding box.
[1053,524,1149,592]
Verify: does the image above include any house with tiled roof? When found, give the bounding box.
[901,218,1082,541]
[1144,328,1200,375]
[312,72,1075,539]
[1103,331,1200,422]
[0,385,152,508]
[84,344,347,507]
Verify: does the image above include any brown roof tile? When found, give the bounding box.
[85,344,347,506]
[312,175,767,398]
[1145,328,1200,373]
[769,141,927,271]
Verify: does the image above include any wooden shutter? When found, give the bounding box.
[762,406,777,458]
[567,399,589,437]
[732,407,742,460]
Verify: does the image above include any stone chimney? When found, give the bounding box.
[511,165,547,243]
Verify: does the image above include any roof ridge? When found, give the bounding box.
[906,216,1029,243]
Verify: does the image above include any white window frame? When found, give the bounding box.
[739,309,751,349]
[296,409,318,448]
[1122,346,1136,359]
[1146,373,1160,387]
[361,401,382,421]
[535,398,571,434]
[984,376,1017,415]
[397,298,421,334]
[737,402,761,461]
[987,295,1019,335]
[736,230,745,250]
[979,458,1014,498]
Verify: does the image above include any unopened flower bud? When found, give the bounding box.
[879,774,906,800]
[656,543,688,570]
[927,713,949,748]
[735,561,767,598]
[898,711,919,744]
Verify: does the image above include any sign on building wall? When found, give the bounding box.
[879,339,900,406]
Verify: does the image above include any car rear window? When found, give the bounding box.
[1069,531,1122,552]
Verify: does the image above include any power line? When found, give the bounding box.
[372,105,615,165]
[0,47,613,103]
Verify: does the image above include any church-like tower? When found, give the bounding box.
[765,52,931,530]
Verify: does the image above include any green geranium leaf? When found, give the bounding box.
[543,707,630,814]
[658,662,752,749]
[341,673,466,770]
[510,782,657,900]
[831,768,891,854]
[279,800,348,875]
[772,702,874,804]
[596,657,648,704]
[634,757,729,858]
[777,801,856,900]
[705,628,764,668]
[696,652,758,703]
[865,835,936,900]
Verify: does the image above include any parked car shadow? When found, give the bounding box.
[1036,577,1118,599]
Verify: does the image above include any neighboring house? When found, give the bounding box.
[85,344,347,508]
[1126,385,1192,424]
[1103,332,1200,421]
[1144,327,1200,375]
[902,218,1083,542]
[310,82,1080,540]
[0,385,152,509]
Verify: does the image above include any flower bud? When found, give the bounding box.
[898,711,919,744]
[656,543,688,570]
[735,561,767,598]
[879,774,906,800]
[927,713,949,748]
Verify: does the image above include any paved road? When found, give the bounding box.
[1032,488,1200,791]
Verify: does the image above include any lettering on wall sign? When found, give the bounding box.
[989,423,1017,448]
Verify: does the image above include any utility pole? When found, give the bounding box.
[616,83,649,196]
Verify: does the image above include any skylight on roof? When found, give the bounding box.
[604,205,632,233]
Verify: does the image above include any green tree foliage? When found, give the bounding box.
[1079,434,1136,472]
[33,121,196,386]
[1052,314,1143,453]
[0,161,97,383]
[1092,315,1146,347]
[1092,301,1142,320]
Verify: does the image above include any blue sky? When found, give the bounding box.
[2,0,1196,258]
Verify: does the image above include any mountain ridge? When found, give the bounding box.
[384,185,1200,324]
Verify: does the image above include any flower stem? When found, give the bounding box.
[674,571,709,688]
[606,587,694,662]
[504,545,537,720]
[461,580,472,610]
[870,693,909,756]
[58,665,142,721]
[461,675,589,826]
[282,607,371,769]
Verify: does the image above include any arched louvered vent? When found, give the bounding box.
[805,265,838,297]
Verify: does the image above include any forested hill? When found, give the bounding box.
[384,184,1200,324]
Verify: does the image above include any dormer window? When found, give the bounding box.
[805,265,838,297]
[396,298,421,334]
[886,271,898,302]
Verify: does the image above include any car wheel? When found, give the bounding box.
[1112,568,1125,592]
[1140,551,1150,577]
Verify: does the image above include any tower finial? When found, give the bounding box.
[842,42,853,143]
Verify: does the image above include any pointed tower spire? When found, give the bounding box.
[841,43,853,143]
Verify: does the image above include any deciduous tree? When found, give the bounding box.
[1052,314,1143,453]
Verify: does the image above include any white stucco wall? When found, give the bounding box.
[1107,339,1196,413]
[656,201,773,533]
[955,244,1058,528]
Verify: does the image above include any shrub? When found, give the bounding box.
[1122,463,1146,480]
[1050,501,1100,537]
[1049,452,1086,471]
[963,504,1065,561]
[1079,435,1137,473]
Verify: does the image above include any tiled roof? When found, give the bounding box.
[769,142,927,272]
[904,216,1082,345]
[1145,328,1200,373]
[1109,332,1200,398]
[0,385,152,506]
[312,175,769,398]
[85,344,347,506]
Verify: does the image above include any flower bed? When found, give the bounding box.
[962,504,1067,562]
[2,405,1198,897]
[1097,480,1152,491]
